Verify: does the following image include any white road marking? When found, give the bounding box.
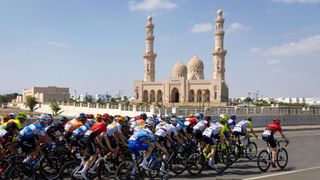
[244,165,320,180]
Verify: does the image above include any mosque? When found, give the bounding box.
[133,9,229,106]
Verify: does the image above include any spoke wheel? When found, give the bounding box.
[7,163,36,180]
[115,161,141,180]
[277,148,288,169]
[186,153,204,175]
[245,142,258,161]
[169,153,186,175]
[257,150,271,172]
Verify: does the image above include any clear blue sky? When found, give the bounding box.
[0,0,319,98]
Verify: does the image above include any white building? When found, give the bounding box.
[95,94,112,102]
[79,94,94,102]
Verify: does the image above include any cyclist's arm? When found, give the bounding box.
[280,131,289,143]
[103,135,113,151]
[248,122,258,138]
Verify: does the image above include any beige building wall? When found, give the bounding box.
[21,86,70,103]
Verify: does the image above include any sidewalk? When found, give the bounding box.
[254,125,320,132]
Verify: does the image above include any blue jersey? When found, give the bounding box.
[128,129,157,143]
[20,124,46,139]
[72,124,90,139]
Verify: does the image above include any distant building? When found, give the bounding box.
[15,86,70,103]
[95,94,112,102]
[79,94,94,102]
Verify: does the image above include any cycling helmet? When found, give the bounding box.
[60,116,68,122]
[117,116,126,125]
[96,114,103,119]
[273,118,281,124]
[140,113,147,120]
[88,119,95,127]
[194,113,201,119]
[170,117,178,125]
[5,121,18,132]
[2,113,10,120]
[246,116,253,121]
[145,120,155,128]
[86,114,94,119]
[17,112,27,121]
[187,114,193,118]
[230,114,237,120]
[39,114,51,121]
[212,119,219,123]
[219,114,228,123]
[8,113,16,119]
[103,113,111,123]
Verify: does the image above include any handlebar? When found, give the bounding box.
[277,140,288,147]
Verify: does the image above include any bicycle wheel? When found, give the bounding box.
[40,156,63,177]
[145,158,160,178]
[115,161,142,180]
[169,153,186,175]
[257,150,271,172]
[57,160,81,180]
[277,148,288,169]
[215,149,229,173]
[97,159,111,179]
[186,152,205,175]
[7,163,36,180]
[245,142,258,161]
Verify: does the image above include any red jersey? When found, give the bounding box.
[90,122,107,136]
[265,123,282,135]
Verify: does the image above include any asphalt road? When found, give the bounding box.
[170,129,320,180]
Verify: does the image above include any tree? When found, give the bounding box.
[25,96,38,115]
[50,100,62,116]
[243,97,253,104]
[0,93,19,104]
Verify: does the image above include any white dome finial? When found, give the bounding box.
[147,15,152,22]
[217,9,223,17]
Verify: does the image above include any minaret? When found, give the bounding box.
[213,9,229,102]
[143,16,157,82]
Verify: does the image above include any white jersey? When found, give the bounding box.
[202,123,222,137]
[193,120,208,132]
[233,120,251,133]
[106,122,122,136]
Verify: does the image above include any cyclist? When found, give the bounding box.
[95,114,103,123]
[233,116,258,143]
[0,122,20,155]
[262,118,289,168]
[202,115,228,168]
[0,114,10,125]
[19,117,51,166]
[59,116,69,126]
[2,112,27,131]
[105,116,128,156]
[80,114,111,179]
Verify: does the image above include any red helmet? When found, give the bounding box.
[86,114,94,119]
[103,113,111,123]
[273,118,281,124]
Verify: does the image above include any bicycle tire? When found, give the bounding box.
[115,161,143,180]
[277,148,288,169]
[257,150,271,172]
[56,160,81,180]
[169,153,186,175]
[245,142,258,161]
[214,148,229,173]
[7,163,36,180]
[186,152,204,176]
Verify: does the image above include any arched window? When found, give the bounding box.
[204,89,210,102]
[143,90,148,102]
[150,90,155,102]
[156,90,163,102]
[189,89,195,102]
[196,89,202,102]
[171,88,179,103]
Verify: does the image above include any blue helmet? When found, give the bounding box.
[230,114,237,120]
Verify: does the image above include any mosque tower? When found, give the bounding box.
[213,9,229,102]
[143,16,157,82]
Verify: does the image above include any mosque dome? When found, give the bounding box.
[172,61,187,78]
[187,56,204,80]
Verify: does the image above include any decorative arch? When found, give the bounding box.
[196,89,202,102]
[171,88,180,103]
[143,90,148,102]
[156,90,163,102]
[149,90,155,102]
[189,89,195,102]
[204,89,210,102]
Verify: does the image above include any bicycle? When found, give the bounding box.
[257,140,288,172]
[230,135,258,162]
